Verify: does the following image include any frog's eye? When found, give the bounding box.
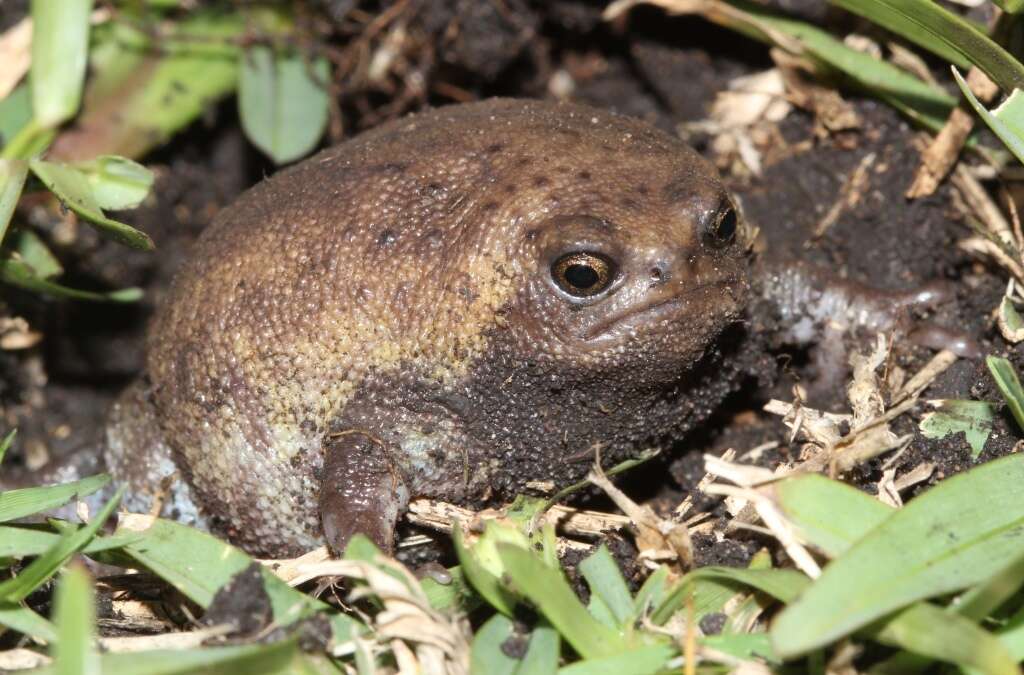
[704,205,737,249]
[551,252,615,298]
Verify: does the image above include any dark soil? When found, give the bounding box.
[2,1,1018,571]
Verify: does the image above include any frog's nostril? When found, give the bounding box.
[649,265,668,284]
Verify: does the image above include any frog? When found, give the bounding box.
[39,98,973,557]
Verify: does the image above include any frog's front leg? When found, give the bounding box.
[319,430,409,554]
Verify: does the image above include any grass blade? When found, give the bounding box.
[0,428,15,465]
[52,565,97,675]
[919,400,995,459]
[0,258,142,302]
[955,69,1024,166]
[0,487,122,603]
[829,0,1024,92]
[771,454,1024,657]
[986,355,1024,432]
[0,602,57,643]
[72,156,154,211]
[873,602,1018,675]
[30,0,93,127]
[497,543,627,659]
[0,159,28,245]
[579,545,635,627]
[0,474,110,523]
[27,159,154,250]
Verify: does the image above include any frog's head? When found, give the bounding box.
[503,142,750,381]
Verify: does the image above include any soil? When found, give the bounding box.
[2,1,1019,581]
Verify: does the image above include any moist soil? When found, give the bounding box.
[2,1,1019,594]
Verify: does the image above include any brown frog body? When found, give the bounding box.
[103,98,750,557]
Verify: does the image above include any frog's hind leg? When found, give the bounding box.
[104,379,208,530]
[319,430,409,554]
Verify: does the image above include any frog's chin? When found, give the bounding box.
[581,280,737,344]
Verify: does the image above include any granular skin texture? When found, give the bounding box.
[105,98,750,556]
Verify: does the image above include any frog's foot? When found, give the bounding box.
[319,430,409,555]
[759,261,980,358]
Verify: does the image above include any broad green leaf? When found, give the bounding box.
[771,454,1024,657]
[73,156,154,211]
[0,85,32,145]
[12,229,62,279]
[775,474,894,558]
[700,633,779,664]
[58,12,243,160]
[0,473,109,522]
[632,566,669,618]
[0,487,121,603]
[453,522,520,617]
[52,565,98,675]
[579,545,634,627]
[0,159,28,245]
[519,624,559,675]
[920,400,995,459]
[35,640,298,675]
[114,518,361,641]
[0,257,142,302]
[30,0,94,127]
[653,567,810,625]
[0,601,57,643]
[0,525,140,558]
[986,355,1024,432]
[28,159,153,250]
[829,0,1024,92]
[238,46,330,164]
[556,645,676,675]
[497,543,627,659]
[954,547,1024,621]
[470,614,519,675]
[874,602,1018,675]
[0,428,14,465]
[955,69,1024,166]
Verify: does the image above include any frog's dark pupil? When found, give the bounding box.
[717,209,737,242]
[565,264,599,289]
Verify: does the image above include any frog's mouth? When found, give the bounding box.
[582,280,739,342]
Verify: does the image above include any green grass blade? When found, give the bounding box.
[238,47,330,164]
[452,523,519,617]
[519,624,559,674]
[0,601,57,643]
[556,645,677,675]
[0,525,140,558]
[30,0,94,127]
[0,84,32,146]
[52,565,97,675]
[72,156,154,211]
[986,356,1024,432]
[652,567,810,625]
[114,518,360,641]
[36,641,299,675]
[771,454,1024,657]
[0,474,110,523]
[13,229,63,279]
[27,159,154,250]
[774,474,894,558]
[873,602,1018,675]
[470,614,519,675]
[829,0,1024,92]
[579,545,635,627]
[0,257,142,302]
[497,543,627,659]
[0,159,28,246]
[955,69,1024,166]
[0,487,122,603]
[0,428,15,465]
